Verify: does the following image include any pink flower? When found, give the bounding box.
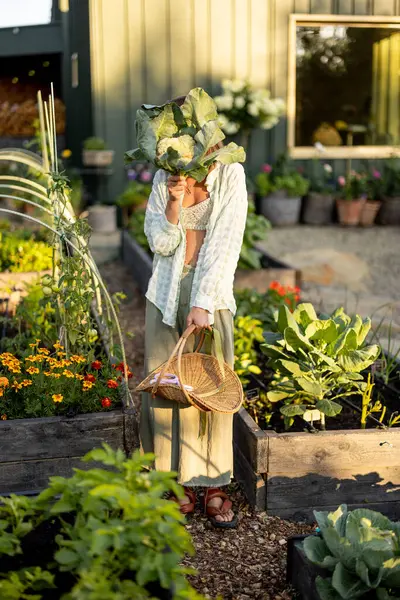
[262,164,272,173]
[338,176,346,187]
[372,169,381,179]
[140,170,152,182]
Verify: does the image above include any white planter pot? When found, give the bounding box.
[87,205,117,233]
[260,191,302,226]
[82,150,114,167]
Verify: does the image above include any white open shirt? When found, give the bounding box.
[144,162,248,328]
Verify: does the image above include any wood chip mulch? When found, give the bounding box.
[99,260,316,600]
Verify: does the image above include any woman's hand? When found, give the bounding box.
[186,307,211,332]
[167,175,186,202]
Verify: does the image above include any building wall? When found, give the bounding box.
[89,0,400,197]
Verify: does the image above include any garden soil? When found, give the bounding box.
[100,260,315,600]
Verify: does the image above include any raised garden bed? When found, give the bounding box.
[233,408,400,521]
[122,230,300,294]
[0,409,138,496]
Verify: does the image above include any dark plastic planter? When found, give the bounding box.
[287,535,326,600]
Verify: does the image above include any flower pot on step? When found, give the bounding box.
[378,196,400,225]
[303,192,334,225]
[336,198,365,226]
[260,191,302,226]
[87,205,117,233]
[360,200,381,227]
[82,149,114,167]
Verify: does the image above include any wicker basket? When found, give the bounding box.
[136,325,243,414]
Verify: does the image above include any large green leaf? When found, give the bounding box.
[337,346,380,373]
[355,559,384,588]
[323,528,356,571]
[316,399,343,417]
[314,505,347,537]
[307,320,338,345]
[297,377,323,397]
[316,577,343,600]
[277,305,300,334]
[151,103,179,138]
[353,316,371,346]
[279,359,309,377]
[124,147,147,163]
[331,562,372,599]
[333,328,358,355]
[303,536,339,570]
[280,403,307,417]
[204,142,246,165]
[267,390,290,402]
[284,327,313,351]
[263,332,282,346]
[293,302,318,327]
[181,87,218,128]
[346,510,396,545]
[135,109,158,161]
[382,557,400,587]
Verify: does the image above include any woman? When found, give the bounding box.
[140,96,247,528]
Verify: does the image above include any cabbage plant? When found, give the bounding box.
[261,304,380,428]
[303,504,400,599]
[125,87,246,182]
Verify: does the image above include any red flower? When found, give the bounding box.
[114,362,133,378]
[84,374,96,383]
[101,397,111,408]
[107,379,119,389]
[91,360,102,370]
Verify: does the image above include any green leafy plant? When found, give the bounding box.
[366,167,385,202]
[117,181,152,210]
[238,201,271,270]
[234,315,264,385]
[128,209,151,254]
[256,155,309,198]
[0,231,53,273]
[383,158,400,198]
[83,137,107,151]
[308,160,335,195]
[235,282,300,331]
[125,87,245,182]
[261,305,380,429]
[303,504,400,600]
[337,171,368,201]
[0,445,204,599]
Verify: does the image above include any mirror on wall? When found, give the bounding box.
[288,15,400,158]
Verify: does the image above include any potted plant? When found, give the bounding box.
[82,136,114,167]
[379,158,400,225]
[336,170,367,226]
[303,161,335,225]
[361,167,383,227]
[289,504,400,600]
[256,156,310,226]
[0,445,203,599]
[214,79,285,151]
[117,182,152,227]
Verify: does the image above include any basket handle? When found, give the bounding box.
[151,324,199,397]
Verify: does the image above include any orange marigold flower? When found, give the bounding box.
[84,374,96,383]
[82,380,94,391]
[53,342,64,350]
[101,397,112,408]
[62,359,72,367]
[12,381,23,390]
[21,379,32,387]
[0,377,9,387]
[75,374,84,381]
[38,348,50,355]
[107,379,119,389]
[44,371,52,377]
[56,351,66,357]
[52,394,63,403]
[91,360,102,370]
[1,414,7,420]
[63,369,75,378]
[0,390,3,398]
[26,366,39,375]
[70,355,85,364]
[52,373,61,379]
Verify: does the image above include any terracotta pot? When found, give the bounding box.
[336,198,366,226]
[303,192,334,225]
[360,200,381,227]
[378,196,400,225]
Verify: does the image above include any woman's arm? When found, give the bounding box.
[191,163,248,315]
[144,170,184,257]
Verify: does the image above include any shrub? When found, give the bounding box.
[0,231,53,273]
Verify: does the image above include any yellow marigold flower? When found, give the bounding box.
[1,414,6,420]
[56,351,66,357]
[26,366,39,375]
[63,369,74,378]
[38,348,50,355]
[25,355,42,363]
[12,381,23,390]
[71,355,85,364]
[36,339,41,343]
[82,380,94,391]
[52,394,63,403]
[21,379,32,387]
[53,342,64,350]
[44,371,52,377]
[61,149,72,159]
[52,373,61,379]
[29,343,37,348]
[62,359,72,367]
[0,377,9,387]
[8,367,21,374]
[75,374,84,380]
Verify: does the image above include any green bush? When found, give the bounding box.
[129,209,151,254]
[238,201,271,270]
[117,181,151,209]
[0,445,204,600]
[304,504,400,600]
[83,137,107,150]
[0,231,53,273]
[255,155,310,197]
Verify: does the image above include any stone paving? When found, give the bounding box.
[259,226,400,354]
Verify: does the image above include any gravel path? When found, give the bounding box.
[99,260,315,600]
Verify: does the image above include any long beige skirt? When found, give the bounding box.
[140,266,234,487]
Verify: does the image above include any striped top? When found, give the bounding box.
[144,162,248,327]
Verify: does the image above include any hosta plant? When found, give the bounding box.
[261,304,380,428]
[125,87,245,182]
[303,504,400,600]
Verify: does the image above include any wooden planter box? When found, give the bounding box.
[121,230,152,295]
[0,408,138,496]
[0,270,50,314]
[234,249,300,292]
[287,535,325,600]
[233,408,400,521]
[121,231,300,295]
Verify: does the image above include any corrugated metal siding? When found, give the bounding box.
[89,0,400,196]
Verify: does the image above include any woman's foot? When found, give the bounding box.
[204,488,237,529]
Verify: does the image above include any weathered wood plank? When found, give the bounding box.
[0,411,125,462]
[143,0,170,103]
[338,0,353,13]
[234,442,266,510]
[0,457,84,495]
[193,0,210,89]
[126,0,145,142]
[210,0,233,94]
[266,467,400,509]
[353,0,370,13]
[170,0,194,96]
[310,0,334,12]
[294,0,312,12]
[373,0,396,15]
[233,0,250,80]
[233,409,269,473]
[267,429,400,474]
[271,500,400,523]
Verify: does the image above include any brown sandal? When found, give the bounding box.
[171,487,196,515]
[204,488,237,529]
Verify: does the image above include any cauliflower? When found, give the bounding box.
[156,135,195,168]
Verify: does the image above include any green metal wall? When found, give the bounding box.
[88,0,400,198]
